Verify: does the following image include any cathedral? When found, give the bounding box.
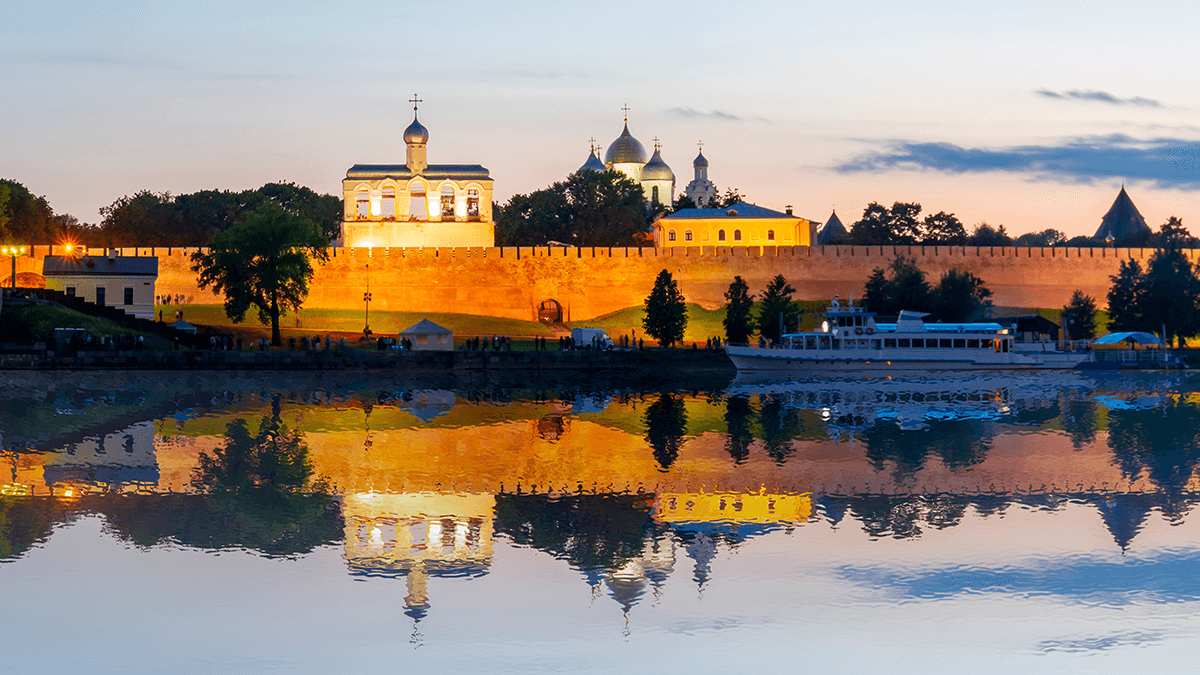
[578,115,677,206]
[339,99,495,248]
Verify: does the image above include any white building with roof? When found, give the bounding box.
[340,99,494,248]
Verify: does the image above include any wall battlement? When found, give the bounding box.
[11,244,1193,325]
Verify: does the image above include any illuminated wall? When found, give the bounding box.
[20,244,1187,322]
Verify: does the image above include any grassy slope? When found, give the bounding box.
[0,304,172,347]
[159,305,554,337]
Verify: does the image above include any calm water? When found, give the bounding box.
[3,369,1200,673]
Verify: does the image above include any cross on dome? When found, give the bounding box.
[409,94,423,115]
[621,103,630,121]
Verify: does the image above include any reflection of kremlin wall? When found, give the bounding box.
[12,244,1193,322]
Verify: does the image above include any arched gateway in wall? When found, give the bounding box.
[538,299,563,324]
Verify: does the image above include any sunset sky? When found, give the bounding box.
[4,0,1200,238]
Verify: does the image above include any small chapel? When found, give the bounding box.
[339,97,495,248]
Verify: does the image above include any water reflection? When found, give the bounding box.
[4,370,1200,632]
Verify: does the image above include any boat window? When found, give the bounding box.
[805,336,816,350]
[940,339,952,348]
[993,339,1001,352]
[967,339,980,349]
[1004,339,1011,353]
[953,339,966,348]
[898,338,911,348]
[884,338,896,348]
[872,339,881,350]
[911,338,924,348]
[820,337,830,350]
[832,339,841,350]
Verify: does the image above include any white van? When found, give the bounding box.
[570,327,615,350]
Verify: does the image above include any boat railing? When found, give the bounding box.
[1014,338,1093,352]
[1092,349,1175,364]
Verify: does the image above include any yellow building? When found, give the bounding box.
[653,202,817,248]
[42,251,158,319]
[340,100,494,248]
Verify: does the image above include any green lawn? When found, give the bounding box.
[159,304,554,338]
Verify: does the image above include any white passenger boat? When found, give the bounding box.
[725,300,1092,371]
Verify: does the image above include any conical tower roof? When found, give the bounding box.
[816,210,849,245]
[1094,186,1151,241]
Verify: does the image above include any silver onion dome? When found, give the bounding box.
[641,148,674,181]
[403,115,429,144]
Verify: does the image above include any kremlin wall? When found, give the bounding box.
[13,243,1193,323]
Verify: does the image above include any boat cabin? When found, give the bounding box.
[780,300,1014,354]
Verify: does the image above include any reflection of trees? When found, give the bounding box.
[493,493,656,572]
[1062,398,1099,450]
[842,495,969,539]
[861,420,991,478]
[0,497,71,561]
[1107,401,1200,496]
[723,396,754,464]
[169,396,342,556]
[644,393,688,471]
[757,394,804,465]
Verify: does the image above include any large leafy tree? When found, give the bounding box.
[0,179,67,244]
[966,222,1013,247]
[921,211,967,245]
[757,274,799,343]
[97,182,342,247]
[1013,229,1067,247]
[932,269,992,322]
[642,269,687,347]
[1157,216,1196,249]
[862,256,934,317]
[723,275,755,344]
[191,205,329,346]
[850,202,923,245]
[1062,290,1098,341]
[495,170,648,247]
[1106,259,1146,333]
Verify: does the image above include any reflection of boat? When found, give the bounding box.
[727,371,1094,431]
[726,300,1091,371]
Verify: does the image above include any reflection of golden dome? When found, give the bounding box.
[604,122,648,165]
[404,115,429,144]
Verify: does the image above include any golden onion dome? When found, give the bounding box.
[604,122,648,165]
[403,115,429,144]
[641,148,674,181]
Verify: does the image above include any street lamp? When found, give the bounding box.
[1,246,26,289]
[363,262,372,337]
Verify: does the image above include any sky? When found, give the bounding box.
[3,0,1200,239]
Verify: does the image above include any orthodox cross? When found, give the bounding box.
[409,94,423,113]
[653,136,661,151]
[621,103,630,121]
[697,140,704,151]
[588,137,597,153]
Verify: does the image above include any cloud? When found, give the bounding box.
[835,134,1200,189]
[1036,632,1163,654]
[666,107,741,122]
[1036,89,1162,107]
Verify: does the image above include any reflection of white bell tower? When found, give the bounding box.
[684,142,717,207]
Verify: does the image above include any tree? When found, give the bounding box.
[757,274,799,343]
[850,202,923,245]
[1062,290,1098,341]
[862,256,933,317]
[921,211,967,245]
[673,194,697,211]
[1014,229,1066,247]
[932,269,992,322]
[0,179,66,244]
[1142,247,1200,346]
[643,269,687,347]
[191,205,329,346]
[722,276,755,344]
[1157,216,1196,249]
[966,222,1013,247]
[1106,259,1146,333]
[713,187,745,209]
[495,170,648,246]
[644,392,688,471]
